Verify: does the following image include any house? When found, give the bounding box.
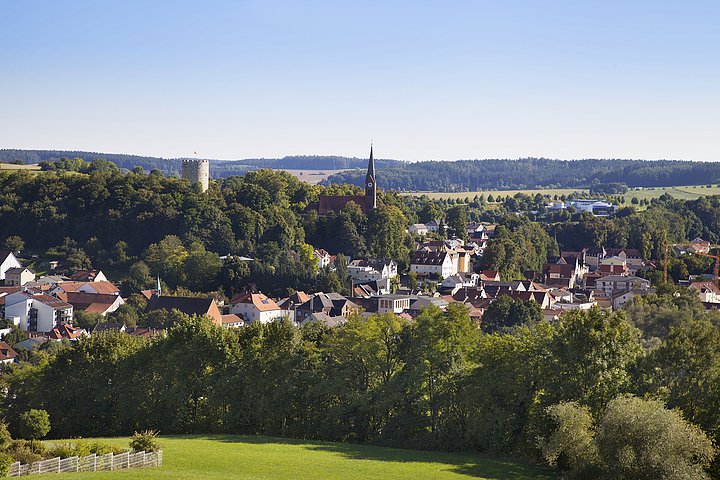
[221,314,245,329]
[53,281,121,296]
[406,296,450,316]
[145,295,223,326]
[5,267,35,286]
[277,291,311,323]
[584,247,607,269]
[496,290,553,309]
[425,219,444,233]
[4,291,73,332]
[295,292,359,324]
[479,270,500,282]
[11,336,48,352]
[0,341,18,364]
[314,249,331,270]
[410,250,454,279]
[376,295,413,314]
[410,224,429,236]
[566,199,617,216]
[594,275,651,296]
[47,324,88,341]
[439,273,479,294]
[69,269,108,282]
[229,292,287,324]
[689,282,720,304]
[605,249,644,271]
[0,251,22,281]
[611,290,640,310]
[348,259,398,281]
[57,292,125,316]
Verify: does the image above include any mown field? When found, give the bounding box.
[0,162,41,171]
[33,435,555,480]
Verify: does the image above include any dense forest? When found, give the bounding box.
[2,149,720,191]
[4,295,720,478]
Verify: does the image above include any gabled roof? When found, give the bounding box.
[410,250,449,265]
[0,341,18,362]
[58,281,120,295]
[689,282,720,294]
[69,269,103,281]
[0,251,17,264]
[47,324,86,340]
[6,267,33,274]
[221,314,244,326]
[58,292,121,312]
[229,292,281,312]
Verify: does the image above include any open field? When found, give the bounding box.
[278,168,353,184]
[33,435,555,480]
[400,188,588,200]
[400,185,720,203]
[0,163,41,171]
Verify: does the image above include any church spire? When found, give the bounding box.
[365,143,377,211]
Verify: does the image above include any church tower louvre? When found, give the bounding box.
[365,144,377,211]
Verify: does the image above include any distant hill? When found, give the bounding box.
[0,149,400,179]
[1,149,718,191]
[324,158,720,191]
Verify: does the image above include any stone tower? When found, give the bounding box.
[182,159,210,192]
[365,145,377,211]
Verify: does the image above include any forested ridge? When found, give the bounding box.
[2,149,720,190]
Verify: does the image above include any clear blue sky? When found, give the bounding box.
[1,1,718,161]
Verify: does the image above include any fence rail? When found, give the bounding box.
[9,450,162,477]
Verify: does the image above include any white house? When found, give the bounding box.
[348,259,398,284]
[0,251,22,281]
[410,250,454,279]
[376,295,412,314]
[229,292,287,324]
[4,291,73,332]
[314,249,331,270]
[689,282,720,304]
[410,224,429,236]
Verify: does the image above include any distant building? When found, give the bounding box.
[182,159,210,192]
[0,251,22,281]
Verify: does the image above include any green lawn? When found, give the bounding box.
[400,188,588,200]
[33,435,555,480]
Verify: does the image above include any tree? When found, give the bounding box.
[2,235,24,253]
[446,205,468,241]
[18,409,51,451]
[366,206,408,261]
[124,261,154,294]
[480,295,542,333]
[543,397,715,480]
[407,271,419,291]
[73,310,103,331]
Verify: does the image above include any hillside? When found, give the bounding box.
[2,149,719,191]
[34,436,554,479]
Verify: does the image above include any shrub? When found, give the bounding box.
[46,439,125,459]
[6,440,42,465]
[17,409,50,442]
[0,452,13,477]
[130,430,160,453]
[0,422,12,451]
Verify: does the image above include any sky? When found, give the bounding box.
[1,1,719,161]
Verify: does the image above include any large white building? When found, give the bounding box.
[4,291,73,332]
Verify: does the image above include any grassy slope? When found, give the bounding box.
[34,435,555,480]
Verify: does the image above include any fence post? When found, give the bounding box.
[93,453,97,472]
[110,452,114,471]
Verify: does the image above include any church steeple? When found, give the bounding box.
[365,144,377,211]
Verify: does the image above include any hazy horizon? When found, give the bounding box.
[2,1,719,161]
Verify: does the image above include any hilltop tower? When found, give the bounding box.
[182,159,210,192]
[365,145,377,211]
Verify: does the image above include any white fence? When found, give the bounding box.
[9,450,162,477]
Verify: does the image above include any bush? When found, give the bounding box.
[0,452,12,477]
[6,440,43,464]
[130,430,160,453]
[0,422,12,451]
[46,439,124,459]
[18,409,50,442]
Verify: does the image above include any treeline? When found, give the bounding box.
[325,158,720,191]
[4,149,720,190]
[0,150,399,179]
[4,294,720,478]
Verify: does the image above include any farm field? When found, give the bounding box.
[32,435,555,480]
[400,185,720,203]
[277,168,352,184]
[0,163,41,171]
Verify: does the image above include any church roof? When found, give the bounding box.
[318,195,368,215]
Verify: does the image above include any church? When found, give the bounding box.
[317,146,377,215]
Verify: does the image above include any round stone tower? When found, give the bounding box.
[182,159,210,192]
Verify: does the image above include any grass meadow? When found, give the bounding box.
[32,435,555,480]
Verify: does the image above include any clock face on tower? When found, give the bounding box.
[367,182,373,188]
